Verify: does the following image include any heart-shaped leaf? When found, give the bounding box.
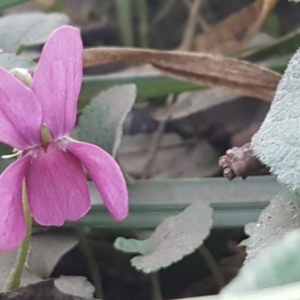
[252,46,300,189]
[0,53,35,70]
[0,12,69,53]
[27,233,78,278]
[114,202,213,273]
[78,85,136,156]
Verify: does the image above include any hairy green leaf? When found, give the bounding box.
[222,228,300,293]
[245,191,300,263]
[78,85,136,156]
[252,46,300,188]
[175,281,300,300]
[114,202,213,273]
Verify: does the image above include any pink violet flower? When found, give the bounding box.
[0,25,128,251]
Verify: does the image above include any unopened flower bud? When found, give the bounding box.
[9,68,33,87]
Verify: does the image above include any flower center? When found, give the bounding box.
[40,124,52,152]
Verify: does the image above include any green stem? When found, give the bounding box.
[6,183,32,291]
[151,272,163,300]
[150,0,176,27]
[75,228,104,299]
[198,245,226,289]
[136,0,149,47]
[115,0,134,46]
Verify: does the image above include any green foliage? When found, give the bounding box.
[0,0,30,11]
[114,202,213,273]
[0,53,35,70]
[80,73,200,104]
[244,191,300,264]
[0,12,69,53]
[78,85,136,156]
[240,29,300,62]
[252,46,300,189]
[222,228,300,293]
[176,281,300,300]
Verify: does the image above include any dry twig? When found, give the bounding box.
[179,0,204,50]
[141,95,174,179]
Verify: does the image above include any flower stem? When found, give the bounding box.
[151,272,163,300]
[198,245,225,289]
[115,0,134,46]
[136,0,149,47]
[6,182,32,291]
[75,228,104,299]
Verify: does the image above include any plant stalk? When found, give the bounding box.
[137,0,149,47]
[6,182,32,291]
[199,245,226,289]
[75,228,104,299]
[151,272,163,300]
[115,0,134,46]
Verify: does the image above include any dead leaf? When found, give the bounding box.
[194,0,278,55]
[117,133,220,178]
[151,88,239,121]
[0,279,94,300]
[83,47,281,101]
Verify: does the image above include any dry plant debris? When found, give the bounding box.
[83,47,281,101]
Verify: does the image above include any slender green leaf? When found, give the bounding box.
[0,0,30,11]
[80,73,200,103]
[115,202,213,273]
[70,202,268,230]
[78,85,136,156]
[67,176,284,229]
[240,29,300,61]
